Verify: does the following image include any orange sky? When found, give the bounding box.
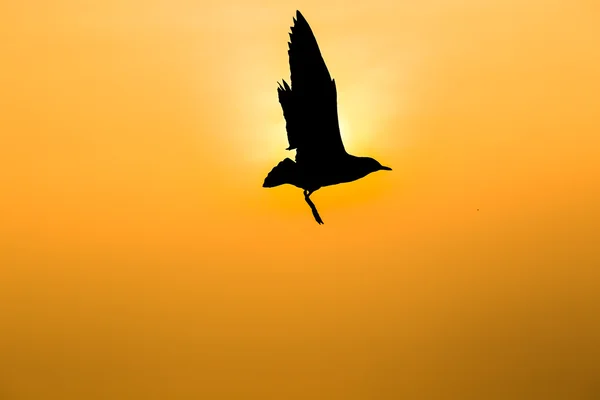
[1,1,599,399]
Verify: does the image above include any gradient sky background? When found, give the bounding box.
[1,0,599,399]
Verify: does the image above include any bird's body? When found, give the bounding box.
[263,10,391,224]
[264,154,388,192]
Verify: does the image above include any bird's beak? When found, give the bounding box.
[380,166,392,171]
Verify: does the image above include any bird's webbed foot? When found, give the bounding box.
[304,190,324,225]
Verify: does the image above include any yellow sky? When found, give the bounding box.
[1,1,599,399]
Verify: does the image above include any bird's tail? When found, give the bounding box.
[263,158,297,188]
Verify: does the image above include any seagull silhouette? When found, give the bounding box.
[262,10,391,224]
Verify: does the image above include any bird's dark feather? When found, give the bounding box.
[277,10,346,164]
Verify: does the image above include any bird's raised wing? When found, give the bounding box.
[277,10,346,162]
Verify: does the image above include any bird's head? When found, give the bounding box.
[358,157,392,177]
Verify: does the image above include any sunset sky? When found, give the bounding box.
[1,0,599,398]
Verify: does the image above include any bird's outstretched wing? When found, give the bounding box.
[277,10,346,162]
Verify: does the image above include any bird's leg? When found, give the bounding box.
[304,190,324,225]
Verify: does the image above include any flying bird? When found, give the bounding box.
[263,10,391,224]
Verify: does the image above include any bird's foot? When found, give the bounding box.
[312,209,324,225]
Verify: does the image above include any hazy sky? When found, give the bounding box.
[1,1,599,399]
